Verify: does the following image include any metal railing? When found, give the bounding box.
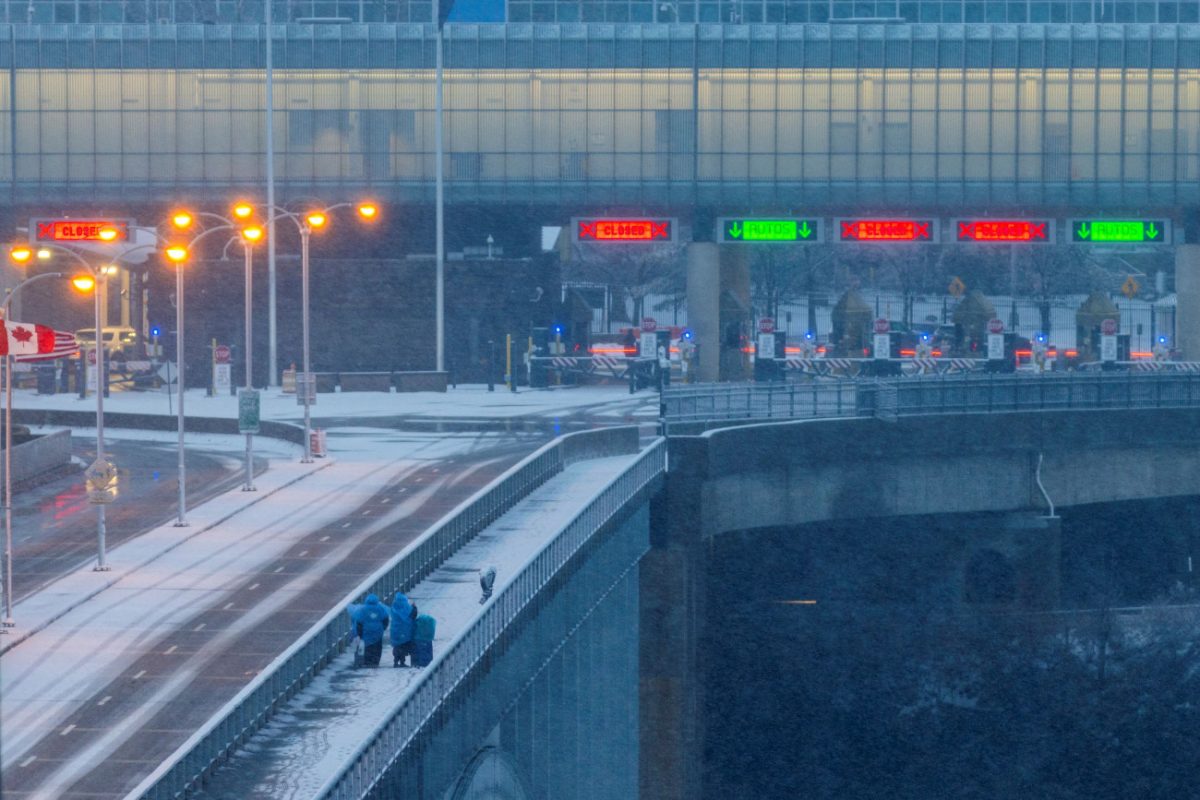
[128,425,640,800]
[314,438,667,800]
[662,372,1200,431]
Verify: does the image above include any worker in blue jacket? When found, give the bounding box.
[348,593,389,667]
[412,612,437,667]
[389,592,417,667]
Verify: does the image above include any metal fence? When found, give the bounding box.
[662,372,1200,431]
[128,425,642,800]
[313,438,667,800]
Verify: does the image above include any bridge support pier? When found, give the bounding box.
[686,243,750,382]
[1176,245,1200,361]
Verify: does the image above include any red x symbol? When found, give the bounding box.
[37,222,53,240]
[915,223,930,239]
[579,222,597,239]
[1031,223,1046,240]
[841,222,857,239]
[958,222,973,240]
[651,222,669,239]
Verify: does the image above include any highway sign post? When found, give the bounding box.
[718,218,822,243]
[1070,219,1170,244]
[873,318,890,359]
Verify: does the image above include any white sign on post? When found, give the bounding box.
[295,372,317,405]
[758,333,776,360]
[987,333,1005,361]
[873,333,891,360]
[213,363,231,395]
[639,332,657,359]
[86,348,98,392]
[1101,334,1117,362]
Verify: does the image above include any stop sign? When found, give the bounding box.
[1101,318,1118,335]
[641,317,657,332]
[873,318,890,334]
[758,317,775,334]
[987,318,1004,334]
[214,344,231,363]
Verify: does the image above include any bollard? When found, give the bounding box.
[487,340,495,392]
[507,334,516,393]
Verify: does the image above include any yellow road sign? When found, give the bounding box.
[948,276,966,297]
[1121,275,1140,299]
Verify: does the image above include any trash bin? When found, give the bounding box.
[37,364,57,395]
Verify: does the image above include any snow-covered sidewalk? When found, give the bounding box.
[191,452,644,799]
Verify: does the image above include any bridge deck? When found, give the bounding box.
[0,429,538,799]
[191,450,646,799]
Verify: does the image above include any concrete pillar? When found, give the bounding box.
[1176,245,1200,361]
[719,246,751,382]
[686,242,720,382]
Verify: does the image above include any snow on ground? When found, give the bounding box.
[0,426,515,771]
[9,383,658,423]
[200,453,644,800]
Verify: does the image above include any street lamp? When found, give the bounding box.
[239,222,264,492]
[164,235,189,527]
[17,244,114,571]
[267,201,377,463]
[0,258,68,630]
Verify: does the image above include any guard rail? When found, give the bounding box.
[315,437,666,800]
[128,424,640,800]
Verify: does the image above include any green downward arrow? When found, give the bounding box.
[1146,222,1160,240]
[729,221,743,239]
[798,221,812,239]
[1077,222,1091,240]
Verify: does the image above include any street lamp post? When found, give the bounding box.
[0,264,65,629]
[240,223,263,492]
[164,238,189,525]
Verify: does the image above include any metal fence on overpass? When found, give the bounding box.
[660,372,1200,432]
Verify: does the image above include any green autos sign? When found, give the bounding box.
[1070,219,1170,244]
[718,218,822,243]
[238,388,261,434]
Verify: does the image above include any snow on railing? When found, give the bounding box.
[126,425,642,800]
[314,437,667,800]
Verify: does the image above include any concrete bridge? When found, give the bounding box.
[124,372,1200,799]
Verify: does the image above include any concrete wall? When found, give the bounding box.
[668,408,1200,539]
[2,429,71,487]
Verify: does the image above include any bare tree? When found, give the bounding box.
[567,243,685,327]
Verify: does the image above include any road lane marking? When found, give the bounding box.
[60,724,75,736]
[320,536,330,542]
[248,583,260,591]
[20,756,36,767]
[98,696,111,706]
[274,566,284,573]
[398,488,406,492]
[298,550,308,557]
[223,602,235,610]
[381,498,390,504]
[133,670,146,680]
[361,509,371,516]
[342,522,351,528]
[193,623,206,632]
[163,645,177,655]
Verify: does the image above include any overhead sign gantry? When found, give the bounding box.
[717,218,823,243]
[572,218,675,243]
[837,218,937,242]
[954,219,1054,243]
[1069,219,1170,244]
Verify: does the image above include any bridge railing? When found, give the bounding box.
[127,425,640,800]
[662,372,1200,430]
[313,437,667,800]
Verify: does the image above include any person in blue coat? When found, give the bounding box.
[412,612,437,667]
[348,593,389,667]
[389,592,418,667]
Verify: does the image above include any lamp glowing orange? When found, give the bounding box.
[232,202,254,220]
[97,227,119,242]
[71,275,96,292]
[357,203,378,220]
[305,212,327,229]
[9,246,32,264]
[241,225,264,243]
[171,211,193,230]
[165,245,188,262]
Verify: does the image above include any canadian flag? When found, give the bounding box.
[0,320,57,357]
